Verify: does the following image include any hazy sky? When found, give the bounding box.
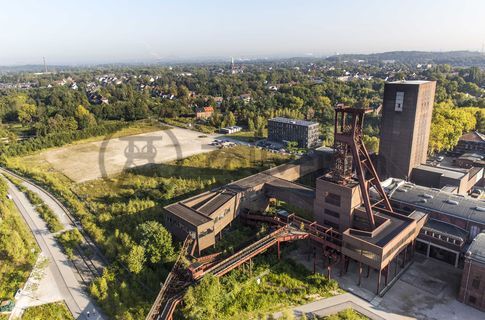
[1,0,485,65]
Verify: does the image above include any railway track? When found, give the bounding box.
[0,167,107,283]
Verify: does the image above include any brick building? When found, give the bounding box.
[411,164,483,195]
[195,106,214,120]
[378,80,436,180]
[459,232,485,311]
[379,178,485,267]
[456,131,485,154]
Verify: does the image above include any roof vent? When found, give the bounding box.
[419,199,427,203]
[475,206,485,212]
[446,199,459,205]
[422,194,434,199]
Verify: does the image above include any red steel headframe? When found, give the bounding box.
[332,104,393,230]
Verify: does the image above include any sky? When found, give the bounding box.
[1,0,485,65]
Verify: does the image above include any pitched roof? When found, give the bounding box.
[459,131,485,143]
[467,232,485,264]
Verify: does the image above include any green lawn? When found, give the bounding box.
[320,309,370,320]
[228,130,267,142]
[21,302,74,320]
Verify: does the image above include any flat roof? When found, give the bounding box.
[467,232,485,264]
[344,209,413,248]
[197,191,236,216]
[226,172,276,193]
[164,202,212,227]
[373,212,409,247]
[268,117,319,127]
[414,164,467,180]
[386,180,485,225]
[387,80,432,85]
[165,189,237,227]
[264,178,315,199]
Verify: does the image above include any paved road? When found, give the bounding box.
[4,177,105,320]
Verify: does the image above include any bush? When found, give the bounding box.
[21,302,74,320]
[57,229,83,259]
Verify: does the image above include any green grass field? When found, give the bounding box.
[320,308,370,320]
[21,302,74,320]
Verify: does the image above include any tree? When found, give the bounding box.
[429,100,477,154]
[363,135,379,154]
[248,118,255,131]
[122,245,146,274]
[136,221,174,264]
[287,141,298,153]
[183,274,222,320]
[75,105,97,129]
[225,111,236,127]
[17,103,37,125]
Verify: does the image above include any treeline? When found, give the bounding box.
[429,100,480,154]
[0,175,38,299]
[0,121,125,158]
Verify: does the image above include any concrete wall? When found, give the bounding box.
[314,178,362,232]
[211,196,238,235]
[264,183,315,214]
[265,153,324,181]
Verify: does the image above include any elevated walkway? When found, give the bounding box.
[148,214,343,320]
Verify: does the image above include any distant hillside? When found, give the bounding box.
[326,51,485,67]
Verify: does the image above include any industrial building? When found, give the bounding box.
[267,117,320,148]
[378,80,436,180]
[377,178,485,267]
[411,164,483,195]
[459,232,485,311]
[163,106,427,296]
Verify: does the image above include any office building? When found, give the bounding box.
[268,117,319,148]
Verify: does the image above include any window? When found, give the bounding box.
[325,193,341,207]
[472,278,480,290]
[395,91,404,112]
[324,208,340,218]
